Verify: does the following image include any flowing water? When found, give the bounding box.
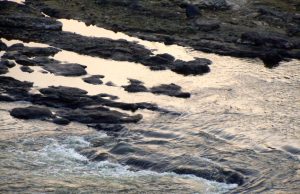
[0,12,300,194]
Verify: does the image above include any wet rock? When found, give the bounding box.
[195,19,220,32]
[185,4,201,18]
[122,79,148,93]
[0,59,16,68]
[110,142,137,155]
[15,56,36,66]
[241,32,293,49]
[0,39,7,50]
[83,75,104,85]
[10,106,54,120]
[0,63,8,74]
[88,124,126,132]
[0,94,15,102]
[52,117,70,125]
[197,0,230,11]
[150,84,191,98]
[58,108,143,124]
[0,15,62,31]
[171,58,211,75]
[95,93,119,100]
[260,51,283,68]
[42,62,87,76]
[143,53,175,70]
[125,157,157,169]
[0,76,32,99]
[173,166,244,185]
[105,81,116,86]
[20,66,34,73]
[39,86,88,99]
[8,45,61,57]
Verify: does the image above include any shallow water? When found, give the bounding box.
[1,15,300,193]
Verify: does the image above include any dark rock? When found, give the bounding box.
[42,63,87,76]
[58,108,143,124]
[195,19,220,32]
[0,60,16,68]
[0,15,62,31]
[110,142,137,155]
[260,51,283,68]
[6,43,24,51]
[125,157,156,169]
[52,117,70,125]
[20,66,34,73]
[197,0,230,11]
[241,32,293,49]
[88,124,125,132]
[171,58,211,75]
[40,86,88,99]
[10,106,54,120]
[0,94,15,102]
[122,79,148,93]
[0,76,32,99]
[83,75,104,85]
[15,56,35,66]
[150,83,191,98]
[173,167,244,185]
[0,63,8,74]
[105,81,116,86]
[96,93,119,100]
[186,4,201,18]
[8,45,61,57]
[0,39,7,50]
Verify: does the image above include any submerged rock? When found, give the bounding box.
[10,106,54,120]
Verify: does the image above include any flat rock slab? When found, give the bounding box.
[10,106,54,120]
[42,62,87,76]
[83,75,104,85]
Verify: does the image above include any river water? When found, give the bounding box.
[0,13,300,194]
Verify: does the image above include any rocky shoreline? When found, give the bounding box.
[23,0,300,67]
[0,1,300,193]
